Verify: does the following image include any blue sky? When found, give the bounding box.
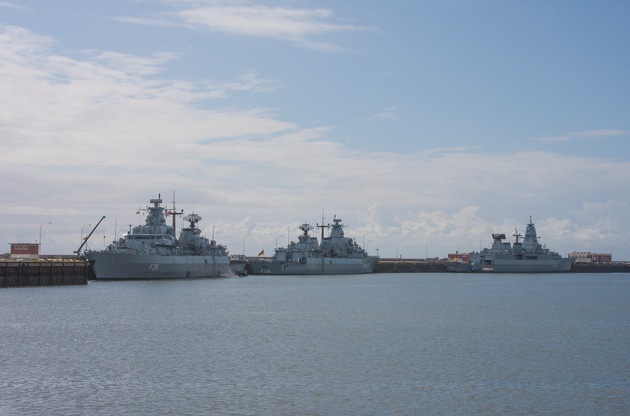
[2,0,629,259]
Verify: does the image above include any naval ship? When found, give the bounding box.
[249,216,378,275]
[85,195,241,279]
[446,217,574,273]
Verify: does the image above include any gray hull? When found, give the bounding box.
[249,257,377,275]
[229,259,247,276]
[87,252,232,279]
[445,262,473,272]
[480,258,574,273]
[448,258,574,273]
[446,259,573,273]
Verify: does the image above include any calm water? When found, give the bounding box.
[0,273,628,415]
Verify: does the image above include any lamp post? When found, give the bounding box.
[425,240,432,260]
[396,241,403,259]
[366,239,373,253]
[39,222,52,257]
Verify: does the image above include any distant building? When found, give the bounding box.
[568,251,612,264]
[10,243,40,260]
[448,253,470,262]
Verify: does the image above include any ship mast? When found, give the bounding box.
[512,228,522,244]
[169,191,183,237]
[317,211,329,240]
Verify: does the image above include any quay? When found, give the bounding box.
[0,260,89,288]
[374,259,630,273]
[570,262,630,273]
[244,257,630,274]
[3,258,628,288]
[375,259,446,273]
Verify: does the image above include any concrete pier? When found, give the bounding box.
[571,262,630,273]
[375,259,447,273]
[243,258,630,274]
[374,259,630,273]
[0,261,89,288]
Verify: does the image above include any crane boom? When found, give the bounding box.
[75,216,106,254]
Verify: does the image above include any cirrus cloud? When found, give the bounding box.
[115,0,376,52]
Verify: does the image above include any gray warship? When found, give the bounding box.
[446,217,574,273]
[249,216,377,275]
[84,195,242,279]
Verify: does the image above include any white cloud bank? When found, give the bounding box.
[1,25,629,259]
[535,129,630,143]
[115,0,374,52]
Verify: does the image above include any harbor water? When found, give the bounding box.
[1,273,628,415]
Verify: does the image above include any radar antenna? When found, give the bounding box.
[183,213,202,229]
[299,223,313,236]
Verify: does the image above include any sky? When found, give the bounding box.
[1,0,629,260]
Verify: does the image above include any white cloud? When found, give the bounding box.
[92,51,180,76]
[112,16,192,29]
[0,26,292,168]
[201,71,284,97]
[535,129,630,143]
[375,106,397,120]
[0,1,27,10]
[1,25,629,259]
[116,1,375,51]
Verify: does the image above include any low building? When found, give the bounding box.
[568,251,612,264]
[10,243,40,260]
[448,253,470,262]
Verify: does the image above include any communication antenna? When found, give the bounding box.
[317,209,330,240]
[513,228,522,244]
[169,190,184,236]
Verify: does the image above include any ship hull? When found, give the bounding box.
[86,252,232,279]
[464,257,575,273]
[481,258,574,273]
[249,257,377,275]
[445,262,473,273]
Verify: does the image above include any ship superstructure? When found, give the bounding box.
[85,195,242,279]
[249,216,377,275]
[446,217,574,273]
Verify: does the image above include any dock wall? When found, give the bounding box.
[0,261,89,288]
[3,259,626,287]
[570,262,630,273]
[374,260,630,273]
[375,260,447,273]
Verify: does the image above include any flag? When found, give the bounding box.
[258,249,265,257]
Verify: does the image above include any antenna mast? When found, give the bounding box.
[170,191,184,237]
[317,210,329,240]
